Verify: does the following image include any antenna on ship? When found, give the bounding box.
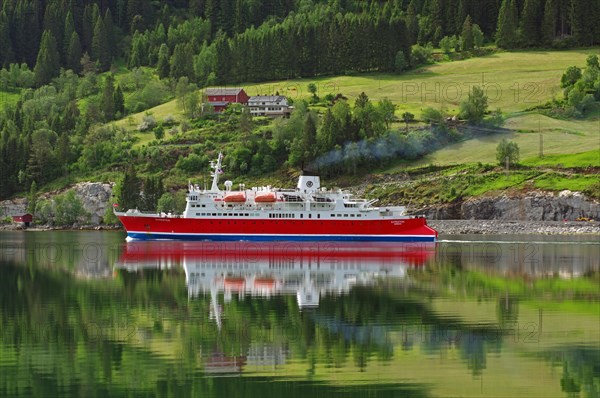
[210,152,223,192]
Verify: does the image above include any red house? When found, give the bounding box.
[205,88,249,113]
[12,213,33,227]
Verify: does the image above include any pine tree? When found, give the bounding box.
[541,0,557,44]
[406,1,419,44]
[43,1,64,54]
[570,0,595,45]
[118,165,142,211]
[302,113,317,163]
[0,11,14,67]
[170,43,194,80]
[156,43,170,79]
[104,9,115,57]
[234,0,246,34]
[520,0,542,46]
[127,0,144,28]
[496,0,519,48]
[461,15,474,51]
[113,84,125,116]
[100,74,116,121]
[92,15,111,70]
[456,0,468,33]
[63,11,76,60]
[67,31,82,73]
[82,4,98,53]
[34,31,61,86]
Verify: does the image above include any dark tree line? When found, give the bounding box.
[2,0,599,85]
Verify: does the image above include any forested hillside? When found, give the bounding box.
[1,0,599,203]
[1,0,599,83]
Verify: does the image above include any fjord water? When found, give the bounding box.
[1,231,598,398]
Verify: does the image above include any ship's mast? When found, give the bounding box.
[209,152,223,192]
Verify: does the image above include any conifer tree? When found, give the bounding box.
[496,0,519,48]
[156,43,170,79]
[34,30,60,86]
[100,74,116,121]
[63,11,75,60]
[406,1,419,44]
[541,0,557,44]
[0,11,14,67]
[461,15,474,51]
[82,4,97,52]
[104,9,115,56]
[92,15,111,70]
[456,0,468,33]
[66,31,82,73]
[118,165,142,211]
[170,43,194,80]
[43,2,64,54]
[520,0,541,46]
[113,84,125,116]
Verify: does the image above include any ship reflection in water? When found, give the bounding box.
[116,241,435,311]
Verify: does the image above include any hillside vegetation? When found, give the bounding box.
[1,0,599,217]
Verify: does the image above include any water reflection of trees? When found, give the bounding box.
[545,348,600,398]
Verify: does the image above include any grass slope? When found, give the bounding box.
[242,49,599,114]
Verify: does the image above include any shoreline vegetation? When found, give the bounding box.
[1,220,598,236]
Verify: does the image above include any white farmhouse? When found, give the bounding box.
[248,95,291,117]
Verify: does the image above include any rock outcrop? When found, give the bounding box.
[422,190,600,221]
[1,182,114,226]
[71,182,114,224]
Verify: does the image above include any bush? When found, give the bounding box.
[411,44,433,66]
[176,153,208,172]
[138,115,157,132]
[421,107,445,124]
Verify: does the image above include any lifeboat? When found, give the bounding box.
[254,277,276,289]
[254,192,277,203]
[224,277,245,291]
[223,193,246,202]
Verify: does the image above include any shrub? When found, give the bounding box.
[411,44,433,66]
[138,115,157,132]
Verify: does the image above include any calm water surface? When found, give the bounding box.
[0,231,598,398]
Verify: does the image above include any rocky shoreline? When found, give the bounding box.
[429,220,600,235]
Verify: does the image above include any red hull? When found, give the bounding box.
[117,215,437,242]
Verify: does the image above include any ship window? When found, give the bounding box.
[351,214,355,217]
[202,205,206,208]
[317,214,320,219]
[196,213,200,216]
[301,214,303,219]
[344,214,348,217]
[309,214,311,219]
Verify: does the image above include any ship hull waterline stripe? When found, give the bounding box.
[125,231,437,242]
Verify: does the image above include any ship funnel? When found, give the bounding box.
[297,172,320,193]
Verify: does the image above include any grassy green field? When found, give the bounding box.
[522,150,600,167]
[242,49,599,114]
[402,113,599,167]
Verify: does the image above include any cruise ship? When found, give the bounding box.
[115,153,438,242]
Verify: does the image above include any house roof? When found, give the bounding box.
[249,95,286,102]
[205,87,245,96]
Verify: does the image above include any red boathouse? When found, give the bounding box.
[12,213,33,227]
